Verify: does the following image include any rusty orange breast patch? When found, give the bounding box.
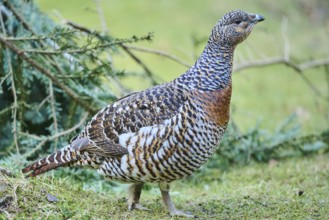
[193,83,232,126]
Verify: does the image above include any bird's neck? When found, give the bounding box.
[176,42,235,92]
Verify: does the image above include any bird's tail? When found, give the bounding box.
[22,145,78,177]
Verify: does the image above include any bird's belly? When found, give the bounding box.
[98,121,226,183]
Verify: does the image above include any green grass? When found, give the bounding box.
[34,0,329,134]
[1,153,328,219]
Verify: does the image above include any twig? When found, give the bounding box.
[23,112,89,157]
[124,45,191,68]
[50,112,89,140]
[0,7,19,154]
[20,35,152,55]
[0,35,48,41]
[10,78,19,154]
[49,81,59,151]
[234,57,296,72]
[234,57,329,97]
[64,20,102,37]
[0,106,11,116]
[0,35,97,113]
[120,44,158,85]
[0,72,10,87]
[19,132,43,141]
[36,95,51,112]
[26,139,47,158]
[64,20,159,85]
[299,58,329,70]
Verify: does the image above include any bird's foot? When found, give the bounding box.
[128,202,150,211]
[169,209,196,218]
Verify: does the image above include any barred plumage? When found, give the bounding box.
[22,10,264,217]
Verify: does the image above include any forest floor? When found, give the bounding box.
[1,153,328,219]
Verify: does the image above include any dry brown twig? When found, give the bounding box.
[63,20,158,85]
[124,45,191,68]
[234,17,329,98]
[22,112,89,157]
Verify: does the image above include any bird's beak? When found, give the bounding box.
[253,14,265,23]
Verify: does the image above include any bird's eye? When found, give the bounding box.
[235,20,242,25]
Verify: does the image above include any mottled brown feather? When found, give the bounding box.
[193,83,232,126]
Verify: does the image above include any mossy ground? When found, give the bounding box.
[1,153,328,219]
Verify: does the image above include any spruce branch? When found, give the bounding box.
[64,20,158,85]
[2,1,70,76]
[0,35,97,113]
[21,34,153,55]
[22,112,89,157]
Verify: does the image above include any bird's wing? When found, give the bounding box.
[71,83,189,157]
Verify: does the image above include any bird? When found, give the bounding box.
[22,10,264,218]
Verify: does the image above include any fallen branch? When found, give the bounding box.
[234,57,329,97]
[21,35,153,55]
[234,57,329,73]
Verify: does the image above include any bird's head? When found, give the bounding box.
[210,10,265,47]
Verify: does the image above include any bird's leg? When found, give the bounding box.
[159,182,195,218]
[127,182,149,211]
